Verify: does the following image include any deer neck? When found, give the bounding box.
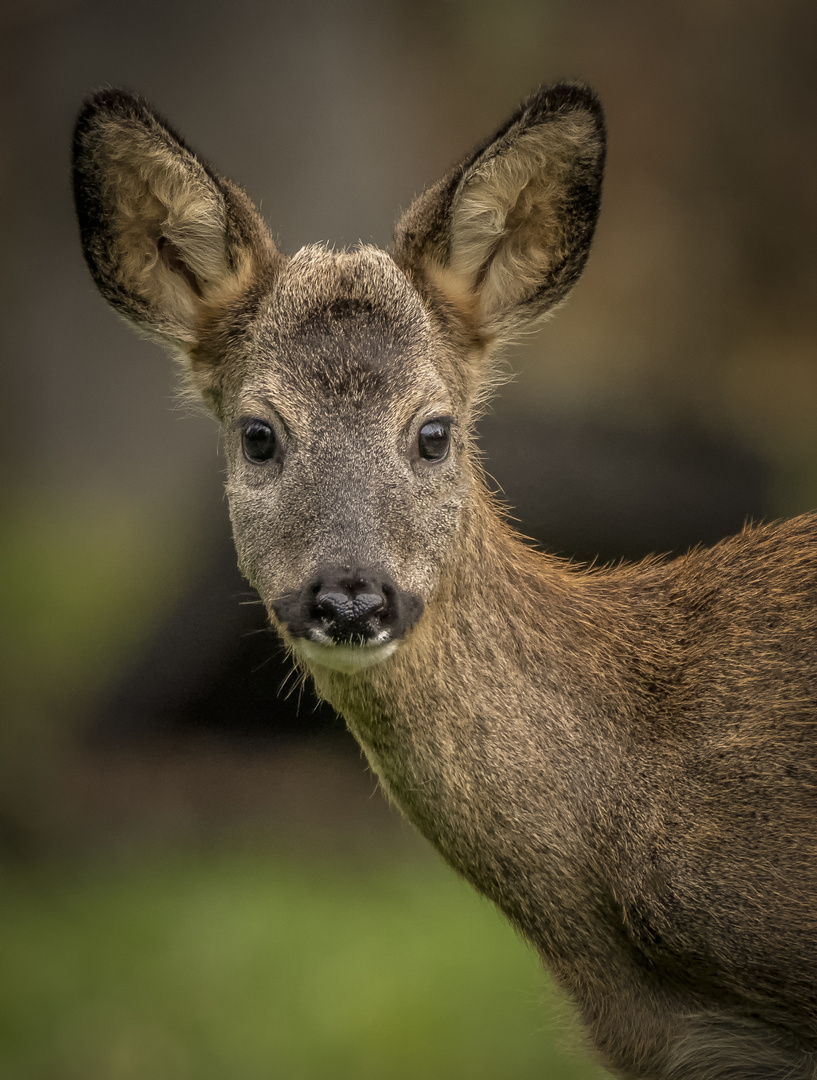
[306,492,641,952]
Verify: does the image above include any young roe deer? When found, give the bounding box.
[73,84,817,1080]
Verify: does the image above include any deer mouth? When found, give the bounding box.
[295,636,400,673]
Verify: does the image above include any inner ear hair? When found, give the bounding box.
[103,114,231,301]
[392,84,605,348]
[158,236,204,298]
[450,108,602,325]
[73,90,276,350]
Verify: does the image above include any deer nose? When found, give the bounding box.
[313,589,386,642]
[307,571,392,644]
[272,564,424,646]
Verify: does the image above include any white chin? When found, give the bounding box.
[296,638,399,673]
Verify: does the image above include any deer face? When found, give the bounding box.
[221,246,470,671]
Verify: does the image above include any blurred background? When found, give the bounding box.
[2,1,816,1077]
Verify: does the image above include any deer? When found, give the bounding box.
[72,83,817,1079]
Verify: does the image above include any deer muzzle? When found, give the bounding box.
[272,565,424,671]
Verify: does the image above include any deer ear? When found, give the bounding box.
[393,84,605,345]
[73,89,280,354]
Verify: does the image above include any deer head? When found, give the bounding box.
[73,86,604,674]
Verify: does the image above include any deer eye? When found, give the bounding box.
[242,419,277,464]
[417,419,451,462]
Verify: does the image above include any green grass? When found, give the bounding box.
[0,845,605,1079]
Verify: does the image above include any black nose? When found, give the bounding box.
[272,565,424,646]
[314,589,385,640]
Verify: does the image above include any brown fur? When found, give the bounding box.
[73,84,817,1079]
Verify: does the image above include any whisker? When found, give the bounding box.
[278,665,299,700]
[240,626,276,639]
[250,653,278,675]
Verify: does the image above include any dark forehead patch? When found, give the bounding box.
[262,245,433,397]
[317,296,374,321]
[293,303,411,398]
